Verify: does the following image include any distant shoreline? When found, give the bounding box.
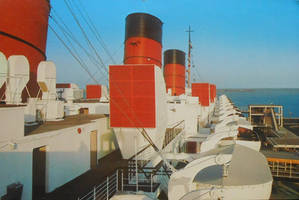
[217,88,299,92]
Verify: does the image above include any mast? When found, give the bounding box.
[186,25,193,88]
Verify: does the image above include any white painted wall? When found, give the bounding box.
[167,103,199,137]
[0,108,115,200]
[0,107,24,141]
[76,103,110,115]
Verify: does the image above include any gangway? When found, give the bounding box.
[271,108,279,131]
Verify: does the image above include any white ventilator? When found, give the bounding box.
[37,61,57,100]
[0,51,8,98]
[5,55,30,104]
[25,61,63,122]
[35,61,63,121]
[0,51,8,89]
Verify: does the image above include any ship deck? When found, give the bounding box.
[267,137,299,148]
[25,114,106,136]
[44,149,127,200]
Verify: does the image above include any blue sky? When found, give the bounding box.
[47,0,299,89]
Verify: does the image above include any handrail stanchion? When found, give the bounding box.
[121,169,124,191]
[290,161,292,178]
[106,176,109,200]
[93,186,96,200]
[151,173,153,193]
[135,136,138,192]
[116,170,118,192]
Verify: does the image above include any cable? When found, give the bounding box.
[51,2,173,170]
[64,0,106,71]
[49,25,99,84]
[50,12,107,83]
[76,0,117,64]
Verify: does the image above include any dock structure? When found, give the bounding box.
[267,137,299,151]
[262,151,299,180]
[248,105,283,129]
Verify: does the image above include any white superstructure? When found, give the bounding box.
[0,52,117,200]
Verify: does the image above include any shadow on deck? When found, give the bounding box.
[44,149,127,200]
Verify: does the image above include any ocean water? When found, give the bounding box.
[217,89,299,118]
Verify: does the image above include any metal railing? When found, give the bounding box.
[163,120,185,148]
[77,122,186,200]
[78,169,161,200]
[78,171,118,200]
[122,173,156,193]
[269,160,299,179]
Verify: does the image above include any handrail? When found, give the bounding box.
[78,168,163,200]
[171,120,185,129]
[78,171,118,200]
[128,144,151,160]
[163,120,185,148]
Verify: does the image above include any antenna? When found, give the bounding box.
[186,25,193,88]
[0,51,8,89]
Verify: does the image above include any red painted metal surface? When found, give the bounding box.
[164,64,185,95]
[56,83,71,89]
[86,85,102,99]
[124,37,162,67]
[0,0,50,98]
[210,84,216,103]
[192,83,210,106]
[238,127,250,134]
[212,84,216,102]
[109,64,156,128]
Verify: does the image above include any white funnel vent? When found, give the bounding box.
[0,51,8,89]
[5,55,30,104]
[37,61,56,100]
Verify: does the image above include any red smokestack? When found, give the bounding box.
[124,13,163,67]
[0,0,50,99]
[164,49,186,96]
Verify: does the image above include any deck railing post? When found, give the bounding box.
[116,170,118,192]
[290,161,292,178]
[276,161,279,176]
[121,169,124,191]
[93,186,96,200]
[151,173,153,193]
[135,136,138,192]
[107,176,109,200]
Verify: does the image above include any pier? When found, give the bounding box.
[246,105,299,181]
[262,151,299,180]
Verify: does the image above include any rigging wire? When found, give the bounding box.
[76,0,117,64]
[63,0,106,71]
[61,0,153,128]
[50,13,159,151]
[21,24,161,157]
[50,2,174,171]
[50,10,108,82]
[49,25,99,84]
